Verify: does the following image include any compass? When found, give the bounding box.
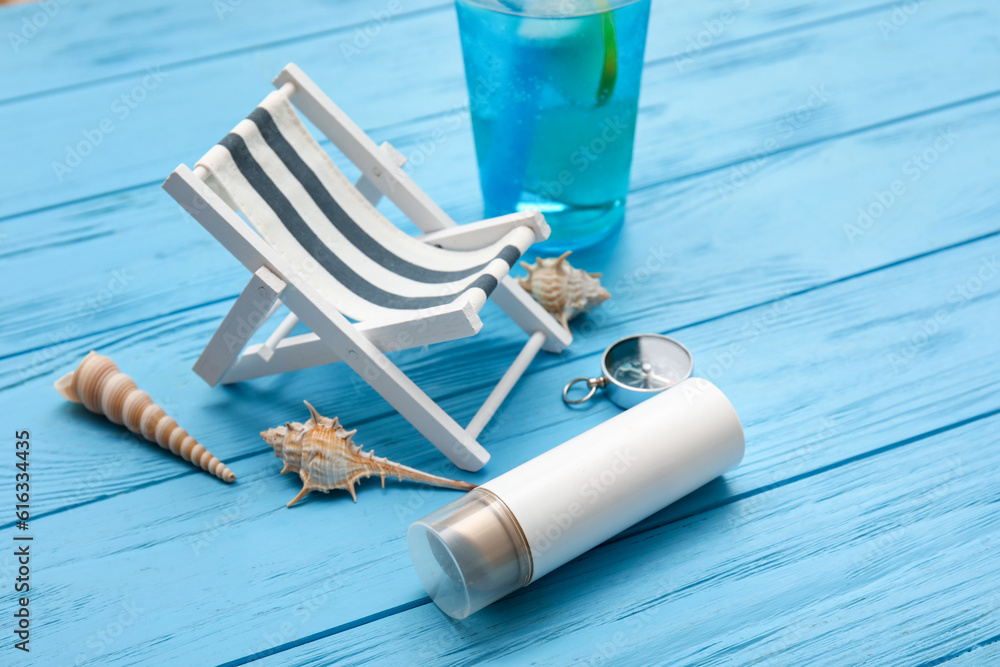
[562,334,694,409]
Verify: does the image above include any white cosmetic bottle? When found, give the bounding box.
[408,377,745,619]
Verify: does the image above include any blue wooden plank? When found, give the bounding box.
[0,0,886,102]
[1,0,997,220]
[3,225,998,665]
[3,83,996,369]
[941,642,1000,666]
[4,92,998,512]
[0,0,997,664]
[0,0,448,101]
[255,413,1000,666]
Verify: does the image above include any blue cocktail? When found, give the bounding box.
[456,0,650,252]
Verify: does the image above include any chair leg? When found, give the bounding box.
[193,267,286,386]
[278,282,491,472]
[466,330,547,440]
[491,277,573,353]
[257,311,299,363]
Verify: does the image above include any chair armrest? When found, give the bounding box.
[417,210,549,250]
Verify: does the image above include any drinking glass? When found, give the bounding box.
[455,0,651,252]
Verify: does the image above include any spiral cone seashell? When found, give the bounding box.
[517,251,611,331]
[261,402,476,507]
[54,351,236,483]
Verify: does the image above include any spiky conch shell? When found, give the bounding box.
[517,251,611,331]
[261,402,476,507]
[54,351,236,483]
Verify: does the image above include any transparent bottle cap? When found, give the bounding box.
[408,488,532,619]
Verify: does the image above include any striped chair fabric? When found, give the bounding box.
[196,90,535,323]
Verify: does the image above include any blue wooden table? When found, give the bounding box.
[2,0,999,664]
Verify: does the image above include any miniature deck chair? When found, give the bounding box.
[163,64,571,472]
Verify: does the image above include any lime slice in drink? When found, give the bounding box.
[596,0,618,105]
[512,3,619,107]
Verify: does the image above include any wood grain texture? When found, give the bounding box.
[0,0,888,102]
[3,89,998,513]
[2,0,998,219]
[0,0,447,101]
[257,413,1000,666]
[2,222,997,666]
[1,0,997,664]
[3,0,999,358]
[942,642,1000,666]
[4,88,997,371]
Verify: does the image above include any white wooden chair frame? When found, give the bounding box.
[163,64,571,472]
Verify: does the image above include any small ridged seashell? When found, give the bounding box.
[55,351,236,483]
[517,251,611,331]
[261,402,476,507]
